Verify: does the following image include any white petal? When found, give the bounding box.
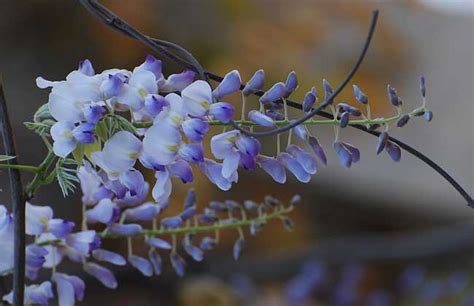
[93,131,142,177]
[152,170,172,204]
[116,84,143,111]
[210,130,240,159]
[128,70,158,95]
[55,274,75,306]
[26,202,53,236]
[36,77,59,89]
[142,120,181,166]
[48,92,85,122]
[222,150,240,179]
[181,80,212,117]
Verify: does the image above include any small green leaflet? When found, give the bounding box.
[0,155,15,162]
[56,160,79,197]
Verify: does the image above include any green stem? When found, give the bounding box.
[133,114,403,129]
[25,150,56,196]
[102,206,293,238]
[0,164,39,173]
[36,206,293,247]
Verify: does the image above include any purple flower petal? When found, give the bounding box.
[145,237,172,250]
[180,206,197,221]
[265,109,285,120]
[72,123,95,144]
[78,59,94,76]
[83,262,117,289]
[119,169,146,197]
[137,54,162,79]
[182,118,209,142]
[108,223,142,236]
[128,255,153,277]
[100,74,124,98]
[161,70,195,92]
[235,136,261,157]
[86,199,118,224]
[352,84,369,104]
[124,203,159,221]
[65,230,98,256]
[284,71,298,97]
[339,112,350,128]
[257,155,287,184]
[387,85,401,106]
[48,219,75,239]
[423,110,433,122]
[259,82,286,104]
[92,249,126,266]
[170,252,186,277]
[183,236,204,262]
[243,69,265,96]
[200,237,217,250]
[333,142,352,168]
[233,237,245,260]
[385,141,401,162]
[212,70,242,99]
[239,151,257,170]
[161,216,183,229]
[397,114,410,127]
[308,136,327,166]
[210,102,235,123]
[287,145,318,175]
[343,142,360,163]
[376,132,388,155]
[222,150,240,179]
[183,189,196,209]
[148,249,162,275]
[53,273,85,305]
[293,124,308,140]
[84,104,105,125]
[178,143,204,163]
[248,110,276,127]
[199,159,235,191]
[277,152,311,183]
[323,79,334,102]
[168,159,194,183]
[144,94,168,117]
[25,245,47,268]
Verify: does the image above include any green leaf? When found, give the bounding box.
[96,120,109,142]
[0,155,15,162]
[84,140,101,161]
[24,120,54,136]
[62,158,79,165]
[56,161,79,197]
[33,103,52,122]
[115,115,137,134]
[72,144,85,163]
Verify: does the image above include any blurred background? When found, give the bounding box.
[0,0,473,305]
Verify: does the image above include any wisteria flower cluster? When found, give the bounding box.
[29,56,431,199]
[1,184,300,305]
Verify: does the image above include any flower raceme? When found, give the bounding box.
[34,57,431,203]
[0,192,300,306]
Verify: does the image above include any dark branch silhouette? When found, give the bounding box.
[0,79,26,306]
